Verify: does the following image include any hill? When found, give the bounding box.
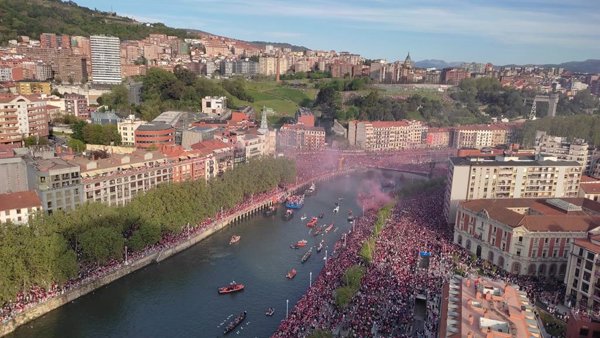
[554,59,600,73]
[414,59,465,69]
[250,41,309,52]
[0,0,193,42]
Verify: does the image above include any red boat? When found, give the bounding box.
[218,282,245,294]
[286,268,297,279]
[291,239,308,249]
[306,217,318,228]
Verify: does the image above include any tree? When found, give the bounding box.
[79,227,124,264]
[71,120,87,141]
[23,135,48,146]
[67,139,86,152]
[174,65,197,86]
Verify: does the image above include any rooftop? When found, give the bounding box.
[137,122,175,132]
[450,156,580,167]
[460,198,600,232]
[0,191,42,212]
[69,150,168,175]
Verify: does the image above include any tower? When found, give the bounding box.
[258,106,269,135]
[403,52,413,69]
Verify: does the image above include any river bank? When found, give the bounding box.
[0,170,352,337]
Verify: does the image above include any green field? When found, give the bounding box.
[369,84,448,101]
[233,81,317,116]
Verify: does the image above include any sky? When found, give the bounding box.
[74,0,600,65]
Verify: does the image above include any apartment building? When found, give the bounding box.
[425,127,451,148]
[454,198,600,279]
[201,96,227,116]
[16,82,52,96]
[90,35,122,85]
[63,93,87,118]
[191,139,234,178]
[278,124,326,151]
[0,95,49,145]
[452,124,516,149]
[26,156,83,214]
[536,131,591,172]
[444,155,583,222]
[118,115,147,146]
[70,150,172,206]
[160,144,213,182]
[0,191,42,224]
[347,120,427,151]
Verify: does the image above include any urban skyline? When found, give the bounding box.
[74,0,600,65]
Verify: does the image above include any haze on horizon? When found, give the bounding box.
[75,0,600,65]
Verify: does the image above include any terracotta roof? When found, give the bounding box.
[581,175,600,183]
[574,237,600,254]
[460,198,600,232]
[581,183,600,194]
[0,191,41,212]
[191,139,233,152]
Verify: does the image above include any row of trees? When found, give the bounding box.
[519,115,600,147]
[0,157,296,303]
[71,120,121,146]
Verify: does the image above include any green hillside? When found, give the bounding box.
[0,0,192,42]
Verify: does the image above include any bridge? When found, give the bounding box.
[528,94,559,120]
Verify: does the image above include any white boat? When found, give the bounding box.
[300,214,307,220]
[333,206,339,213]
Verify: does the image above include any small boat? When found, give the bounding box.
[224,311,247,334]
[300,214,307,221]
[318,212,324,219]
[325,223,334,233]
[290,239,308,249]
[333,206,340,213]
[311,226,323,237]
[306,217,318,228]
[263,205,277,216]
[229,235,241,245]
[285,195,305,209]
[316,240,324,253]
[282,209,294,221]
[301,247,312,263]
[265,307,275,316]
[218,282,245,294]
[305,183,316,196]
[286,268,297,279]
[347,210,354,222]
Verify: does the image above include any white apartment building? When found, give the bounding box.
[0,191,42,224]
[90,35,122,85]
[444,155,583,223]
[535,131,591,172]
[347,120,427,151]
[201,96,227,116]
[565,234,600,310]
[118,115,147,146]
[452,125,515,149]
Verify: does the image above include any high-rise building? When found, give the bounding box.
[90,35,122,85]
[444,155,583,223]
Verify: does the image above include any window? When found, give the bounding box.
[518,236,523,242]
[516,250,521,256]
[588,252,595,261]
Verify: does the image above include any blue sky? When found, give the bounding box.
[74,0,600,65]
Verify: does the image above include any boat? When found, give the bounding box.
[290,239,308,249]
[325,223,334,234]
[300,214,307,221]
[333,205,340,213]
[286,268,297,279]
[285,194,305,209]
[282,209,294,221]
[316,240,324,253]
[218,282,245,294]
[224,311,247,334]
[347,215,355,222]
[311,226,323,237]
[305,183,316,196]
[301,247,312,263]
[318,212,324,219]
[306,217,318,228]
[229,235,241,245]
[263,205,277,216]
[265,307,275,316]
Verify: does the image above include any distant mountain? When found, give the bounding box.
[553,59,600,73]
[250,41,309,52]
[414,59,465,69]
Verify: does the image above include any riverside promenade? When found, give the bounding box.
[0,169,350,337]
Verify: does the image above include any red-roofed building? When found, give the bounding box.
[0,191,42,224]
[454,198,600,279]
[278,124,325,151]
[347,120,426,151]
[580,175,600,202]
[159,144,214,182]
[191,139,234,177]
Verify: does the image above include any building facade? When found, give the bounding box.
[278,124,326,151]
[26,157,83,214]
[454,198,600,279]
[118,115,147,146]
[0,191,42,224]
[347,120,427,151]
[134,123,176,149]
[444,155,583,222]
[565,234,600,310]
[0,95,49,145]
[201,96,227,116]
[452,125,516,149]
[63,93,88,118]
[535,131,591,172]
[90,35,122,85]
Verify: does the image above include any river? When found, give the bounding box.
[8,170,422,338]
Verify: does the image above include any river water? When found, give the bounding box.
[8,170,421,338]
